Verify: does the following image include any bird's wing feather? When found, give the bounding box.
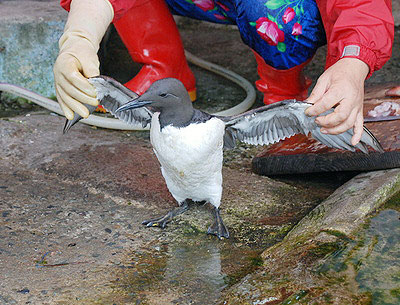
[88,76,152,128]
[219,100,384,153]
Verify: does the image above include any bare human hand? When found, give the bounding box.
[304,58,369,146]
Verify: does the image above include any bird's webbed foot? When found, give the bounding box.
[142,200,190,229]
[207,207,229,239]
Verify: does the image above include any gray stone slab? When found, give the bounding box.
[222,169,400,304]
[0,1,66,97]
[287,168,400,238]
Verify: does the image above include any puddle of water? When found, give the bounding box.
[109,235,262,305]
[317,208,400,305]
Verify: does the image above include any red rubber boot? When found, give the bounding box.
[252,51,340,175]
[113,0,196,101]
[253,51,311,105]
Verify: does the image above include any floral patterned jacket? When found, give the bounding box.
[60,0,394,78]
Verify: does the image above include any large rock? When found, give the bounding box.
[0,1,66,98]
[221,169,400,304]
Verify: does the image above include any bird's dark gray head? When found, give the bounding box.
[116,78,194,128]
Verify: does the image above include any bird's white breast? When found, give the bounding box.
[150,113,225,207]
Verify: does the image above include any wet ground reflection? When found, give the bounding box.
[113,235,262,304]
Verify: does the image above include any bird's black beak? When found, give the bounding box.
[116,97,153,112]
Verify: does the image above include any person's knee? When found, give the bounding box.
[165,0,235,24]
[235,0,325,69]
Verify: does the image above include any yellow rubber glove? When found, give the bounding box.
[53,0,114,120]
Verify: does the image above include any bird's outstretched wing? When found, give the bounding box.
[63,104,97,133]
[219,100,384,153]
[63,76,152,133]
[88,76,152,128]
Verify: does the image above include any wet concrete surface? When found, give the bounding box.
[0,18,399,305]
[0,113,327,304]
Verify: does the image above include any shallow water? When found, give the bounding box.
[355,209,400,304]
[112,235,262,305]
[318,208,400,304]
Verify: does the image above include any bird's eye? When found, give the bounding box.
[160,93,167,97]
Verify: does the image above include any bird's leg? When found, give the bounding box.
[207,206,229,239]
[142,200,190,229]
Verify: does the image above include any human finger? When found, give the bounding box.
[59,73,99,106]
[56,88,74,120]
[306,88,344,118]
[319,107,358,135]
[315,100,354,128]
[305,75,329,105]
[351,112,364,146]
[60,55,97,97]
[56,84,90,118]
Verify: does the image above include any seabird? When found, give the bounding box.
[63,76,384,239]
